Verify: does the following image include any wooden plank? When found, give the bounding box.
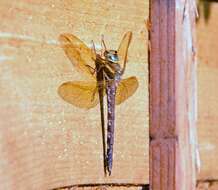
[57,180,218,190]
[197,2,218,180]
[0,1,149,189]
[196,181,218,190]
[57,185,149,190]
[149,0,198,189]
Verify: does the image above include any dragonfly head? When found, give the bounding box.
[104,50,119,63]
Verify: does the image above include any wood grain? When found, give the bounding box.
[149,0,198,189]
[197,2,218,180]
[0,0,149,189]
[56,185,149,190]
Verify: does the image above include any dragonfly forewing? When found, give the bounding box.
[59,34,96,81]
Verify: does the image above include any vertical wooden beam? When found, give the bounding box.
[149,0,198,190]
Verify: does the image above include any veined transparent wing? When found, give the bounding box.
[117,31,132,70]
[59,33,96,81]
[115,76,139,105]
[58,76,138,108]
[58,81,100,109]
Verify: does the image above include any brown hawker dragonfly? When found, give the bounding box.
[58,31,138,176]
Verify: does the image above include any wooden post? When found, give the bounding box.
[149,0,198,190]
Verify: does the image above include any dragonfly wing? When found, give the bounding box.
[115,76,139,105]
[58,81,99,109]
[117,31,132,70]
[59,34,96,80]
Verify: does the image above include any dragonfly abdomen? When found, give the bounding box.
[106,81,116,175]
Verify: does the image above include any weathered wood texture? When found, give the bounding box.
[57,185,149,190]
[0,1,149,189]
[149,0,198,190]
[196,180,218,190]
[197,2,218,180]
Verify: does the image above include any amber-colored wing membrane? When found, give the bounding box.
[58,81,99,109]
[58,32,138,108]
[115,76,139,105]
[117,31,132,71]
[59,34,96,80]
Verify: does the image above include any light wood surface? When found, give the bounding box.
[197,2,218,180]
[0,1,149,189]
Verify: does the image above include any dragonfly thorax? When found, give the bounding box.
[104,50,119,63]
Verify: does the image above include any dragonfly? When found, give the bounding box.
[58,31,138,176]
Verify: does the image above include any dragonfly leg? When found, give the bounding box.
[85,64,105,76]
[85,64,96,75]
[103,71,113,86]
[101,34,107,49]
[101,34,107,56]
[91,40,97,55]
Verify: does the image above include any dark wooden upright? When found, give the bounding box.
[149,0,198,189]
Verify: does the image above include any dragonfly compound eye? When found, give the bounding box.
[110,54,119,62]
[104,50,119,62]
